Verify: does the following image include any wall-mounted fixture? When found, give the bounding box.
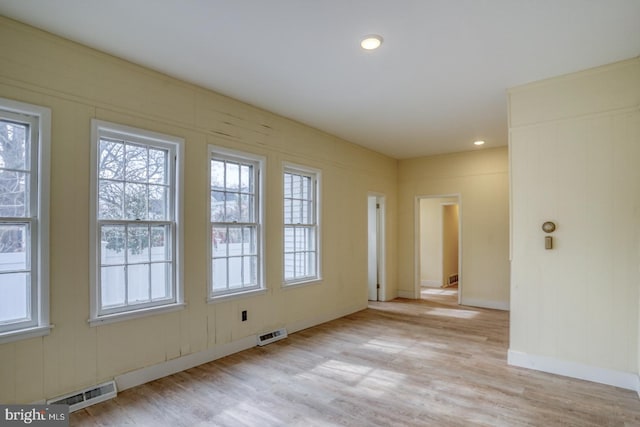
[542,221,556,233]
[542,221,556,250]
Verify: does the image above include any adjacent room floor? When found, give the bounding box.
[71,294,640,426]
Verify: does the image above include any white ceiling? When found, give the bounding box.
[0,1,639,159]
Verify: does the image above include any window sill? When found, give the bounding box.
[89,303,186,327]
[0,324,53,344]
[207,288,267,304]
[282,278,323,289]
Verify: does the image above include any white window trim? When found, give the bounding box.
[0,97,52,344]
[282,162,322,287]
[207,145,265,302]
[89,120,184,326]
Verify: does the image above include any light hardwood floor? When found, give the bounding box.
[71,292,640,426]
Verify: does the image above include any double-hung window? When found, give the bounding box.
[283,164,320,285]
[209,146,264,299]
[0,98,51,343]
[90,120,184,325]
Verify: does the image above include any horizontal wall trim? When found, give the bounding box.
[461,298,509,311]
[421,280,442,287]
[115,335,256,392]
[508,350,639,393]
[115,302,366,392]
[397,290,415,299]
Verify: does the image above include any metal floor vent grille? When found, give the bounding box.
[47,381,117,412]
[257,328,288,346]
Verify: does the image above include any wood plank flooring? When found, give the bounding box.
[71,291,640,426]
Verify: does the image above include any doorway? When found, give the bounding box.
[416,195,461,304]
[367,194,385,301]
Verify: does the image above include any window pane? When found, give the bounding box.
[283,198,292,224]
[291,174,301,198]
[307,252,317,277]
[0,120,29,171]
[284,253,294,280]
[98,180,124,219]
[212,258,227,291]
[301,176,311,199]
[284,227,294,252]
[125,144,148,182]
[211,160,225,190]
[284,173,292,198]
[98,139,124,180]
[0,272,29,322]
[243,256,257,285]
[211,190,225,222]
[0,170,27,217]
[295,227,307,251]
[226,162,239,190]
[101,225,125,265]
[124,183,147,220]
[228,257,242,288]
[212,227,227,257]
[242,227,256,255]
[228,227,242,256]
[291,199,301,223]
[240,164,253,192]
[151,226,170,262]
[0,224,28,272]
[225,192,238,222]
[301,200,310,224]
[128,225,150,263]
[101,266,125,308]
[295,252,306,277]
[239,194,253,223]
[148,148,166,184]
[148,185,167,220]
[151,262,171,300]
[127,264,150,303]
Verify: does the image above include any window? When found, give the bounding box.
[90,120,183,325]
[209,146,264,299]
[0,98,51,343]
[283,164,320,285]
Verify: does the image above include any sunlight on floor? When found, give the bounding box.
[424,307,479,319]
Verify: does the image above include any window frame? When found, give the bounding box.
[283,162,321,287]
[89,120,184,326]
[208,145,265,301]
[0,97,51,344]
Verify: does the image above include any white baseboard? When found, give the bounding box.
[397,290,415,299]
[116,335,256,391]
[508,349,639,392]
[116,303,366,392]
[421,280,442,287]
[461,298,509,311]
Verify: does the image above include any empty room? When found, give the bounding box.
[0,1,639,426]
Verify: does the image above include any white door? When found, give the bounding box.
[367,196,378,300]
[368,195,384,301]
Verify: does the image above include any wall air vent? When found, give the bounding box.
[47,381,117,412]
[257,328,288,346]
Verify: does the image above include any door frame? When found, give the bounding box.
[367,193,386,301]
[414,194,462,304]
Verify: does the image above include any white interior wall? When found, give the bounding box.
[508,58,640,390]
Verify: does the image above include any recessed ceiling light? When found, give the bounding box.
[474,140,485,146]
[361,35,383,50]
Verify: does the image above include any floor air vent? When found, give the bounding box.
[47,381,117,412]
[257,328,288,346]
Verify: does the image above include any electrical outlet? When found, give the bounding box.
[241,310,247,322]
